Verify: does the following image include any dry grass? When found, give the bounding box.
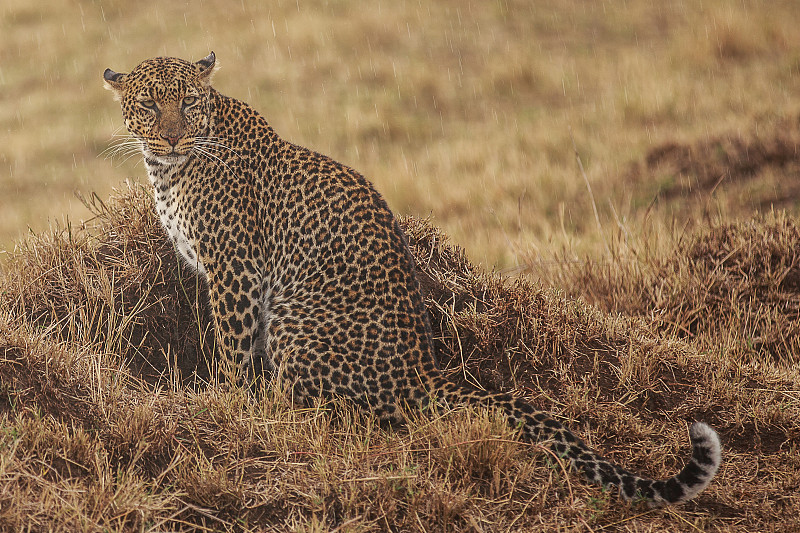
[0,185,797,531]
[546,212,800,364]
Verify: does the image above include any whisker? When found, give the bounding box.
[193,143,239,159]
[193,145,238,178]
[102,135,139,146]
[194,137,243,159]
[193,145,230,167]
[109,148,143,167]
[100,143,142,160]
[100,135,144,166]
[100,147,139,161]
[117,147,144,164]
[101,140,141,151]
[108,125,129,138]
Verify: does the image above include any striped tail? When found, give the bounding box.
[430,376,721,505]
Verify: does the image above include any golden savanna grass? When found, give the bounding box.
[3,0,800,265]
[1,0,800,531]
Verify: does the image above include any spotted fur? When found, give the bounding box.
[103,53,721,505]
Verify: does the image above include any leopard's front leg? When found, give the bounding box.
[205,259,266,386]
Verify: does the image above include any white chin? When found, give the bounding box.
[144,149,187,166]
[158,154,188,165]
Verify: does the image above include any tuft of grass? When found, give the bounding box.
[1,186,216,388]
[544,211,800,369]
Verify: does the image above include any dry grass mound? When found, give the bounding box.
[660,215,800,362]
[2,188,216,387]
[553,212,800,367]
[627,114,800,211]
[0,185,798,530]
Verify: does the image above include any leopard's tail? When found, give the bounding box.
[430,376,721,506]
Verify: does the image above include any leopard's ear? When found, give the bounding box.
[196,51,218,87]
[103,68,127,100]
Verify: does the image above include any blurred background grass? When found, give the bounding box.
[2,0,800,267]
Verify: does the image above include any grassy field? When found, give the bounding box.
[1,0,800,531]
[4,0,800,266]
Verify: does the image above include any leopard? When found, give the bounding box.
[103,52,721,505]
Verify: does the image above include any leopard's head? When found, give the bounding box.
[103,52,218,165]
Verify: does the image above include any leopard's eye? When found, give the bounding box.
[140,99,157,111]
[182,96,197,107]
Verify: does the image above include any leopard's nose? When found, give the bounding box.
[160,133,182,147]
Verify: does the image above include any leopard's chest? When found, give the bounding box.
[147,166,207,278]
